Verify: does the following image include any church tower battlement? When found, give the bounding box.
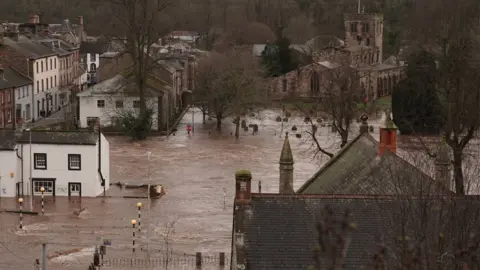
[344,12,383,63]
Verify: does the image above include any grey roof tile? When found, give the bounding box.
[297,133,451,195]
[0,130,16,150]
[16,131,97,145]
[244,195,480,269]
[0,67,32,89]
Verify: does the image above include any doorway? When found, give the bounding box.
[68,182,82,197]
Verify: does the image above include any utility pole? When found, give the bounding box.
[357,0,361,13]
[41,243,46,270]
[192,107,195,133]
[28,129,33,211]
[146,151,151,258]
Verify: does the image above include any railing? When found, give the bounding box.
[102,252,229,268]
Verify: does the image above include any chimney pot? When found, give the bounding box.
[235,169,252,203]
[78,16,84,26]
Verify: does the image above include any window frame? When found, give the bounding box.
[68,154,82,171]
[97,100,105,108]
[34,153,47,170]
[115,100,124,108]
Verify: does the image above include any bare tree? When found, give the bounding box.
[283,14,316,44]
[108,0,173,123]
[193,48,267,136]
[409,0,480,194]
[155,220,176,270]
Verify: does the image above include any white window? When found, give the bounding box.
[34,153,47,169]
[33,180,54,195]
[70,183,81,192]
[68,154,81,170]
[97,100,105,108]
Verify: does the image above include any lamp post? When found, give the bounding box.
[131,219,137,253]
[26,128,33,211]
[18,197,24,229]
[136,202,142,232]
[40,187,45,215]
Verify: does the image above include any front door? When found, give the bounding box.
[32,178,55,196]
[68,182,82,197]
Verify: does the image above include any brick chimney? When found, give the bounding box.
[78,16,84,42]
[233,170,252,270]
[29,15,36,24]
[235,169,252,204]
[379,110,397,156]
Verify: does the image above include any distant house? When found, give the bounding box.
[77,74,171,131]
[0,67,33,128]
[0,130,109,198]
[79,40,108,85]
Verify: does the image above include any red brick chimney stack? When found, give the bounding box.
[379,110,398,156]
[235,170,252,204]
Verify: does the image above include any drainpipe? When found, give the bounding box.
[97,123,105,196]
[16,144,23,197]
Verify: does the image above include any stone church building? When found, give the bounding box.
[269,12,406,101]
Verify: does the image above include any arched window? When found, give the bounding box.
[90,63,97,72]
[310,72,320,95]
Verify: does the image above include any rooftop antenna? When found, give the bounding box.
[357,0,361,14]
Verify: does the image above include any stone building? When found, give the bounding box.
[269,12,406,101]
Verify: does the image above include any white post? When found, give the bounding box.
[28,129,33,211]
[146,151,151,258]
[358,0,361,13]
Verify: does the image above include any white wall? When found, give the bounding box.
[78,94,160,130]
[32,56,60,120]
[0,150,17,198]
[19,142,105,197]
[86,53,100,72]
[100,133,110,190]
[14,84,33,122]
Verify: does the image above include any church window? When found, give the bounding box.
[282,78,287,92]
[366,38,370,46]
[310,72,320,94]
[363,22,370,33]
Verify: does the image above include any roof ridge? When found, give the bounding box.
[297,132,368,193]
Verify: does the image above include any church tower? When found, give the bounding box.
[344,5,384,63]
[279,132,294,194]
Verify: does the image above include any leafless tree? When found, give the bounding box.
[408,0,480,194]
[108,0,174,121]
[155,220,176,270]
[193,48,267,136]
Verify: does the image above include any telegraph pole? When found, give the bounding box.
[41,243,46,270]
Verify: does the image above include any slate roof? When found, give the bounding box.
[297,133,451,195]
[77,74,169,97]
[4,36,57,59]
[79,41,108,54]
[0,67,32,90]
[15,131,97,145]
[244,194,480,269]
[0,130,16,150]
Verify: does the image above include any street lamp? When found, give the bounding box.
[131,219,137,253]
[136,202,142,232]
[40,187,45,215]
[25,128,33,211]
[18,197,24,229]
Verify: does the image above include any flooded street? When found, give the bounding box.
[0,109,334,269]
[2,108,480,269]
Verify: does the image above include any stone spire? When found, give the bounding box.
[279,132,294,194]
[435,137,451,190]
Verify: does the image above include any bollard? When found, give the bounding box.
[131,219,137,253]
[18,198,24,229]
[40,187,45,215]
[136,202,142,232]
[196,252,202,266]
[258,181,262,193]
[219,252,225,266]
